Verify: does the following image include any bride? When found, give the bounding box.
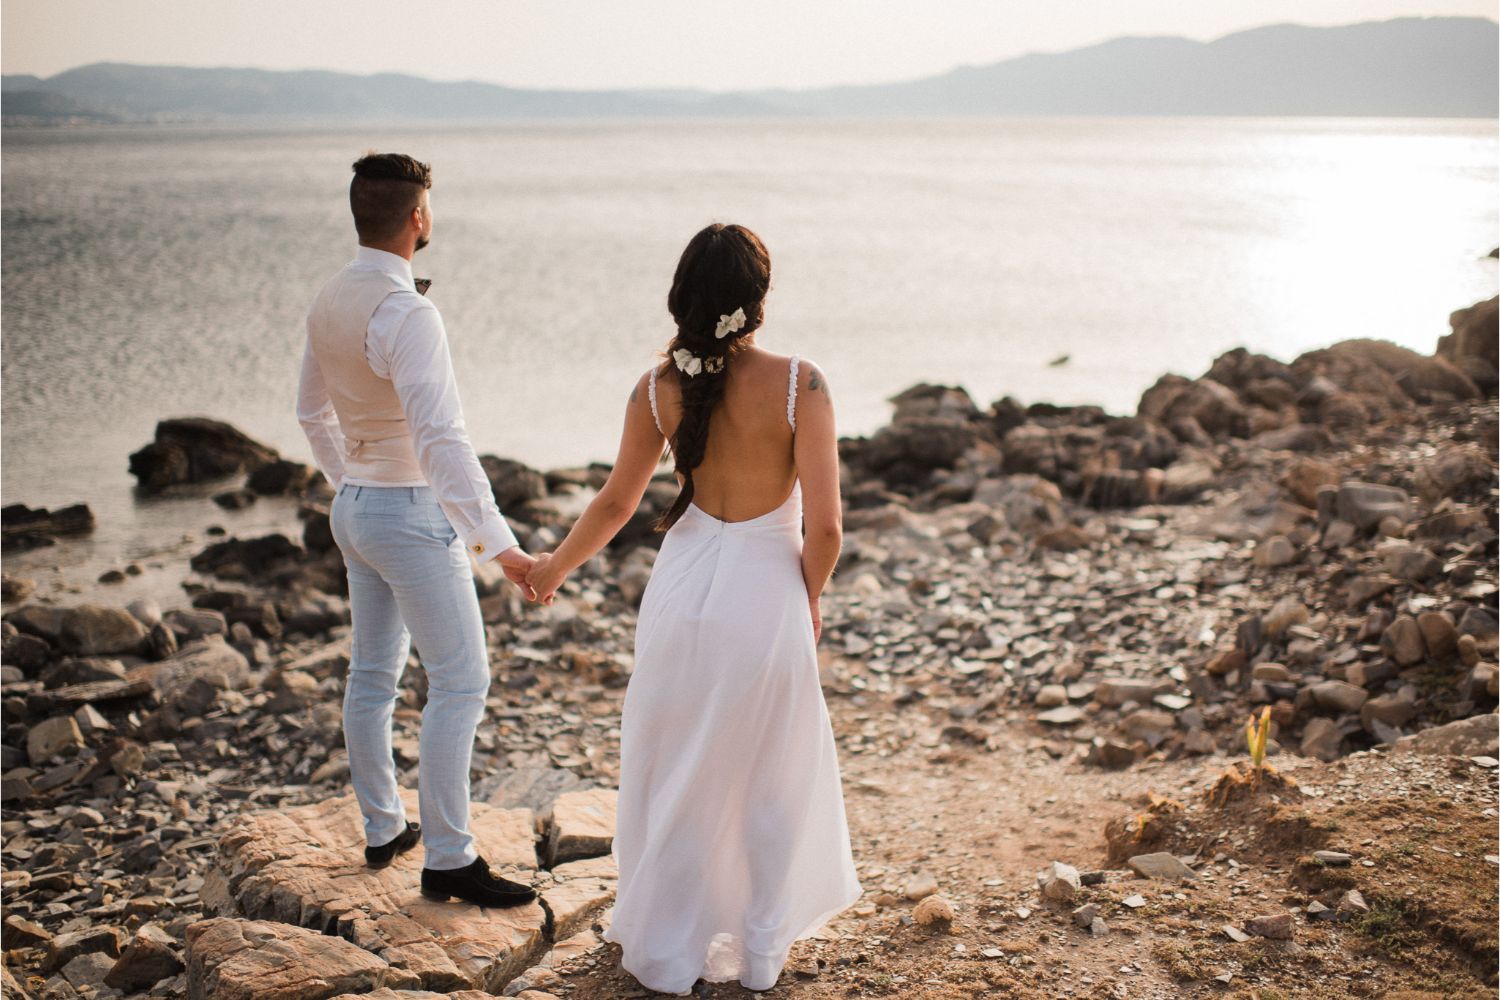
[526,223,861,994]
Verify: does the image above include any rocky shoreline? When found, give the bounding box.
[1,294,1496,999]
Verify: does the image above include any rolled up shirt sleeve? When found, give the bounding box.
[383,301,519,562]
[295,335,347,492]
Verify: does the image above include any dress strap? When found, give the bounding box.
[786,356,800,432]
[647,367,664,436]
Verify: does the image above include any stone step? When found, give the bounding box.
[200,788,619,996]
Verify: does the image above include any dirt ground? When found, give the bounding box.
[549,695,1499,1000]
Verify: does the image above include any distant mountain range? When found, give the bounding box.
[4,17,1495,125]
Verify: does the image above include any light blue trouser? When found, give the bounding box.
[329,484,488,870]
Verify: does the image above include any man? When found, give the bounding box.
[297,152,535,907]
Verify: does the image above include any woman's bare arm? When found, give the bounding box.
[793,362,841,641]
[528,371,664,600]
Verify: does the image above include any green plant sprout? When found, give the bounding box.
[1245,706,1272,772]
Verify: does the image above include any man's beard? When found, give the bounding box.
[414,232,430,252]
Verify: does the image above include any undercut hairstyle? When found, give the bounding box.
[655,223,772,532]
[349,152,432,243]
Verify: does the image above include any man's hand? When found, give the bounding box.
[526,552,566,607]
[496,546,537,601]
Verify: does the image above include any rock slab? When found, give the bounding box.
[129,417,279,491]
[1127,852,1197,882]
[540,855,619,943]
[214,790,560,993]
[543,788,617,867]
[185,918,420,1000]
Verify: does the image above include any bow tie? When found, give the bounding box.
[414,278,432,296]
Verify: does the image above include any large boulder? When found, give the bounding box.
[478,456,548,512]
[246,459,312,496]
[6,604,68,642]
[1159,459,1219,503]
[848,417,984,487]
[1394,714,1499,757]
[129,418,280,492]
[1295,374,1378,430]
[1335,482,1412,533]
[1202,348,1299,399]
[2,623,52,674]
[1438,296,1498,394]
[1004,422,1118,498]
[972,475,1065,534]
[1294,339,1479,409]
[1137,373,1192,424]
[1001,424,1064,480]
[2,503,95,550]
[1099,417,1178,471]
[190,534,305,580]
[609,477,676,551]
[1159,379,1250,441]
[58,605,150,657]
[1139,370,1251,444]
[1414,443,1495,503]
[145,637,251,710]
[888,384,981,423]
[1080,467,1156,509]
[302,507,336,554]
[57,605,150,659]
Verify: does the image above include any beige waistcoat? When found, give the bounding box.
[307,266,425,483]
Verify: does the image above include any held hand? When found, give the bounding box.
[496,546,538,602]
[526,552,565,606]
[809,595,823,645]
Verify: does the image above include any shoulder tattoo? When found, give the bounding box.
[809,368,827,395]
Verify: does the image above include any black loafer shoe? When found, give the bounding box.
[365,822,421,869]
[421,855,536,907]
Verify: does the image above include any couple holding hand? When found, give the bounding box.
[297,152,860,995]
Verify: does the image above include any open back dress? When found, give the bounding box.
[601,356,862,994]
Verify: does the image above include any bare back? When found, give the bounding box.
[649,347,801,523]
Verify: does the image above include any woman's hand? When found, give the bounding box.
[526,552,566,606]
[808,595,822,645]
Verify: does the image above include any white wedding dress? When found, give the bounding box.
[602,358,862,994]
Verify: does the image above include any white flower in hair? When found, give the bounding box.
[714,307,747,340]
[672,347,703,377]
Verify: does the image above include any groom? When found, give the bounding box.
[297,152,535,907]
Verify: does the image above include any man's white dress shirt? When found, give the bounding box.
[297,246,518,562]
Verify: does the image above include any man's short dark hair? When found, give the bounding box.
[350,152,432,243]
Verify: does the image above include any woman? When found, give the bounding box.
[526,223,861,994]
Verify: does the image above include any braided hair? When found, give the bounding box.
[654,223,772,531]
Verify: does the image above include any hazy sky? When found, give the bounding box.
[4,0,1495,91]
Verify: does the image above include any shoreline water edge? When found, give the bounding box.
[0,290,1496,997]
